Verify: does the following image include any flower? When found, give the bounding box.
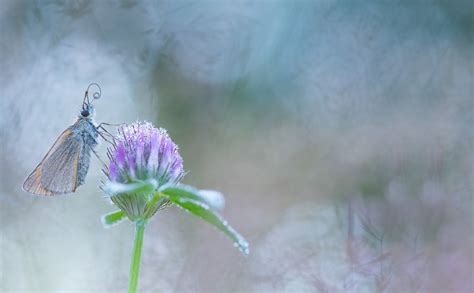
[101,121,249,266]
[107,121,184,185]
[104,121,184,220]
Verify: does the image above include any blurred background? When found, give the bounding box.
[1,0,473,292]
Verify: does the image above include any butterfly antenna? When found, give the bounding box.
[83,83,102,110]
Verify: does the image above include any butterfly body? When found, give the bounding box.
[72,116,99,187]
[22,84,103,196]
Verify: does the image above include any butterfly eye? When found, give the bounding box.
[81,110,90,117]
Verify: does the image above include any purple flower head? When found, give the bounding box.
[107,121,184,187]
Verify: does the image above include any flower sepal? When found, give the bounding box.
[108,192,170,223]
[102,179,163,222]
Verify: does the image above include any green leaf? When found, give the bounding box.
[159,188,249,254]
[102,210,127,228]
[159,184,207,202]
[104,179,158,195]
[159,184,225,210]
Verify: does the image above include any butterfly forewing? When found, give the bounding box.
[23,127,83,195]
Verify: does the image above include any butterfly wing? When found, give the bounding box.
[23,127,82,195]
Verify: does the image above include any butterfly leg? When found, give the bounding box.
[96,122,123,146]
[96,123,118,135]
[96,124,118,145]
[98,130,115,145]
[97,122,122,128]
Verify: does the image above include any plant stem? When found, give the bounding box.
[128,219,146,293]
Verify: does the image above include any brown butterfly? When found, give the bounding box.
[23,83,111,195]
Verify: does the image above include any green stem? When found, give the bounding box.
[128,219,146,293]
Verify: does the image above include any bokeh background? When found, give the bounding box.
[1,0,473,292]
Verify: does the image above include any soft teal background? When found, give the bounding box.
[1,1,473,292]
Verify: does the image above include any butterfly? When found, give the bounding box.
[23,83,113,195]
